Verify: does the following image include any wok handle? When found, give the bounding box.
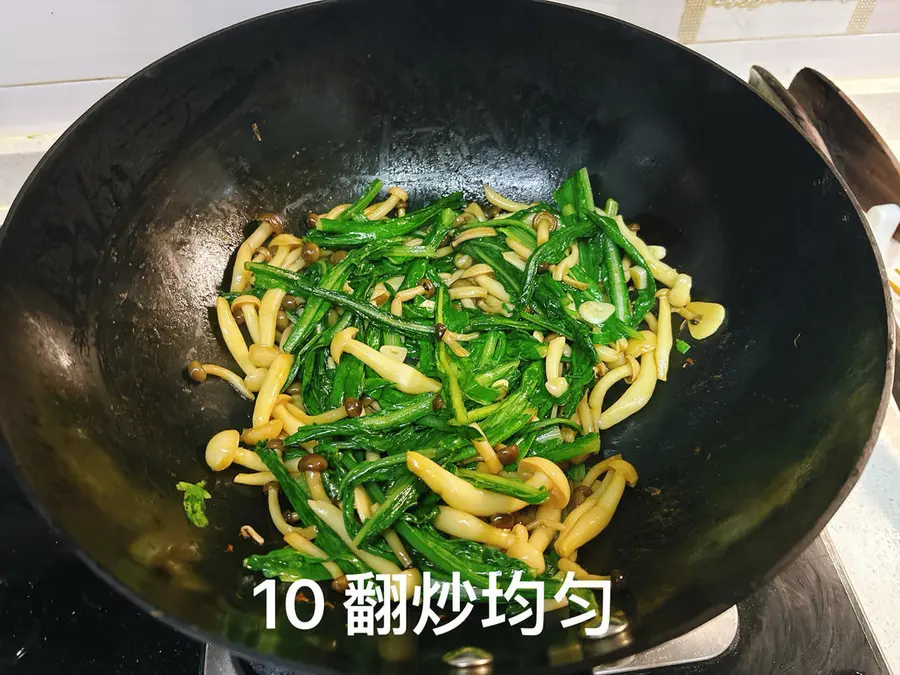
[748,66,833,161]
[750,66,900,402]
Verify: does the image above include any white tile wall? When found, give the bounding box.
[1,0,899,214]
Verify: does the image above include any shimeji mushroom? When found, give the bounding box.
[533,211,557,246]
[284,530,343,580]
[544,335,569,398]
[656,294,673,381]
[231,295,262,344]
[433,505,519,549]
[406,452,528,516]
[240,419,283,445]
[598,351,658,430]
[506,504,563,574]
[588,365,631,429]
[252,353,293,428]
[554,458,638,558]
[248,344,280,368]
[451,227,497,247]
[266,233,304,268]
[668,273,693,308]
[330,327,440,395]
[231,213,282,292]
[205,429,268,472]
[484,184,532,213]
[469,423,503,474]
[308,499,421,598]
[518,457,571,509]
[243,366,269,393]
[187,361,255,400]
[215,297,254,374]
[258,288,287,348]
[681,302,726,340]
[364,186,408,220]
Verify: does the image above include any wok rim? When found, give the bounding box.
[0,0,894,671]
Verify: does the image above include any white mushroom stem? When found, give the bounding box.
[611,215,679,287]
[235,471,298,486]
[322,204,350,219]
[331,327,441,394]
[216,297,254,374]
[306,471,329,502]
[552,245,579,282]
[502,250,527,271]
[230,217,279,292]
[272,404,302,435]
[561,275,589,291]
[577,394,595,435]
[580,453,624,489]
[433,506,517,548]
[442,333,470,358]
[285,401,347,425]
[506,504,562,574]
[460,263,494,279]
[243,367,269,393]
[390,286,426,317]
[656,295,673,381]
[528,504,563,553]
[544,335,568,398]
[450,286,488,300]
[558,558,608,581]
[284,531,343,579]
[469,423,503,474]
[643,312,658,332]
[535,211,557,247]
[241,419,283,445]
[484,184,531,212]
[198,363,255,400]
[669,273,693,307]
[624,330,657,358]
[473,274,510,302]
[232,296,262,344]
[252,353,293,428]
[588,366,630,430]
[452,227,497,247]
[308,500,421,599]
[506,238,534,260]
[464,202,488,222]
[205,429,268,472]
[555,462,636,557]
[599,351,658,430]
[258,288,286,348]
[249,344,281,368]
[365,186,408,220]
[406,451,527,516]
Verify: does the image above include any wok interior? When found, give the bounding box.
[0,0,889,672]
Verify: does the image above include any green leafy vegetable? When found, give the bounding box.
[176,480,210,528]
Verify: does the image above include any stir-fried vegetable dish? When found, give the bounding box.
[185,168,725,603]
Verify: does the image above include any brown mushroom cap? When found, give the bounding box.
[518,457,571,508]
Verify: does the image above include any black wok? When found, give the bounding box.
[0,0,892,672]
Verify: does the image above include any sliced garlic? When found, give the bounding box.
[578,301,616,326]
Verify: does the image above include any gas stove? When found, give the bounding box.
[0,442,886,675]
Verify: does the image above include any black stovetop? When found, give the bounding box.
[0,452,888,675]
